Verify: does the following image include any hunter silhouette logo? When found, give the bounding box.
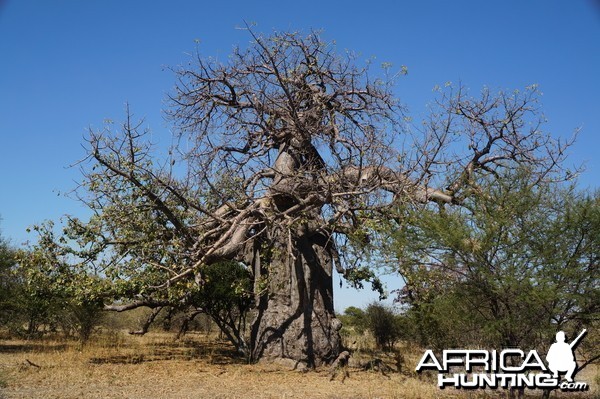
[415,329,589,391]
[546,329,586,382]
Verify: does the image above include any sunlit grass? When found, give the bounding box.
[0,331,597,399]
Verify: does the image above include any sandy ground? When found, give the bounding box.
[0,333,597,399]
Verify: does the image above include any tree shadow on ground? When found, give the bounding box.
[0,342,69,354]
[88,339,244,365]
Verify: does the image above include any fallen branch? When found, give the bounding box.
[25,359,41,369]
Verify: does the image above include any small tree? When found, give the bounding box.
[186,261,252,351]
[389,168,599,365]
[365,303,402,351]
[15,222,106,342]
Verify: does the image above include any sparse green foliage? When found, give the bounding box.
[1,222,67,338]
[339,306,367,335]
[189,261,252,350]
[387,168,599,367]
[364,302,403,351]
[13,223,106,341]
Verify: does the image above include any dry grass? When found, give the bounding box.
[0,332,597,399]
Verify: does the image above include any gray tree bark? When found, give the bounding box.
[250,227,341,367]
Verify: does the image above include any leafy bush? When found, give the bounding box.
[365,302,402,351]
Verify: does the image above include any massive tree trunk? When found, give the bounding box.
[249,227,342,367]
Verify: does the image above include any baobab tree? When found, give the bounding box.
[54,28,570,367]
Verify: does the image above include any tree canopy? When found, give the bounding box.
[388,168,599,368]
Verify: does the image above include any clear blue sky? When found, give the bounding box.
[1,0,599,312]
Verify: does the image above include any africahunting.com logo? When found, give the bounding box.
[415,329,588,391]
